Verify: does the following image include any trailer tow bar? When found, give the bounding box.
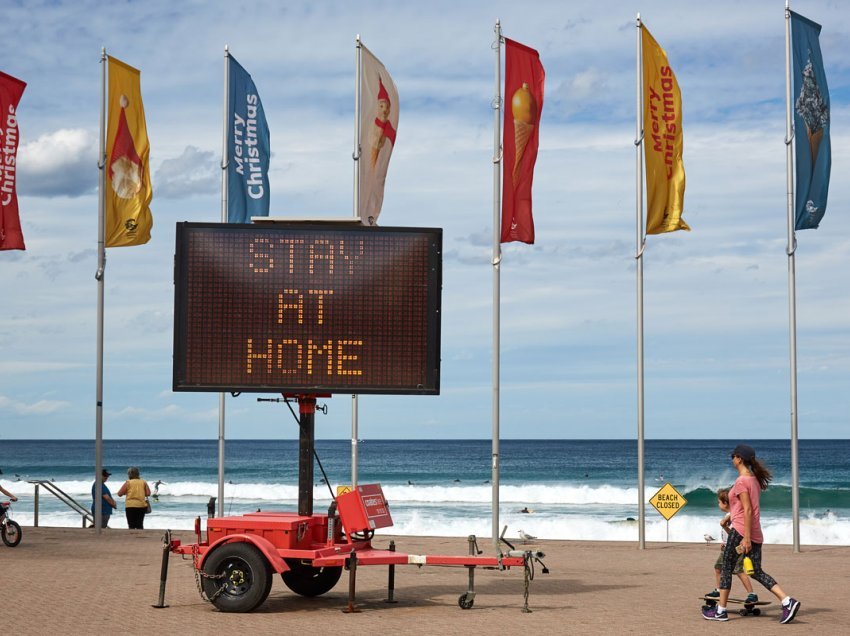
[153,530,172,609]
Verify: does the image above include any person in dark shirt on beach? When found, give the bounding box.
[91,469,117,528]
[702,444,801,624]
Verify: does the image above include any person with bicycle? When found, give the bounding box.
[0,477,22,547]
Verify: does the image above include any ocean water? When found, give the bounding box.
[0,439,847,545]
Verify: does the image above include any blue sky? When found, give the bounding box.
[1,0,848,440]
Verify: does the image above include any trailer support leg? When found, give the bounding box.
[466,535,477,599]
[152,530,171,609]
[521,554,532,613]
[385,540,397,603]
[457,534,477,610]
[343,551,361,613]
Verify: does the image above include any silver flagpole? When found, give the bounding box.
[635,14,646,550]
[94,47,107,534]
[784,0,800,553]
[218,45,230,517]
[352,34,362,489]
[491,19,502,550]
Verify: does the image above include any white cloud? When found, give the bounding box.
[16,128,97,197]
[109,404,217,423]
[153,145,219,199]
[0,395,70,415]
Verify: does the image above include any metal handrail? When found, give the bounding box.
[28,480,93,528]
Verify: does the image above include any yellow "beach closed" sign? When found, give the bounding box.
[649,483,687,520]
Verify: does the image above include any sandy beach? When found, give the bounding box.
[4,526,847,634]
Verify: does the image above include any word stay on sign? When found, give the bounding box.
[649,482,687,521]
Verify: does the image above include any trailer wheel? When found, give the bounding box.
[281,559,343,597]
[203,543,272,612]
[458,593,474,610]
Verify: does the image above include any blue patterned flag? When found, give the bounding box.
[791,11,830,231]
[227,55,270,223]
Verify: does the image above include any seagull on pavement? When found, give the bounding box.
[518,529,536,543]
[704,534,716,545]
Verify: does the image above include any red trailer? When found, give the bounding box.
[168,481,546,613]
[161,398,548,614]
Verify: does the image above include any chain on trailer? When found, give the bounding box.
[191,542,227,603]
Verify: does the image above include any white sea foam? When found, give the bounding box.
[12,478,847,546]
[10,506,848,546]
[40,480,656,505]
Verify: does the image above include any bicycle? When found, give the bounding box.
[1,501,22,547]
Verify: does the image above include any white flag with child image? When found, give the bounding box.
[359,44,399,226]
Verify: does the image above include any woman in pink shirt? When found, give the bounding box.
[702,444,801,624]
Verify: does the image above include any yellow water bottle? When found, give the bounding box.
[743,556,755,576]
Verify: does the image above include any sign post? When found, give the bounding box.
[649,482,687,542]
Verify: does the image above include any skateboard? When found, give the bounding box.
[701,596,772,617]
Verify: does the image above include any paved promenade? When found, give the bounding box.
[5,527,847,634]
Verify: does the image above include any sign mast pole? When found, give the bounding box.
[784,0,801,555]
[352,34,363,489]
[635,13,647,551]
[217,44,230,518]
[491,19,503,551]
[94,47,107,535]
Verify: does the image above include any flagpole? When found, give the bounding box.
[218,44,230,517]
[635,14,647,550]
[491,18,502,551]
[784,0,801,553]
[94,47,107,535]
[351,34,362,489]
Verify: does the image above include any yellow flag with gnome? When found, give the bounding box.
[642,26,688,235]
[105,57,152,247]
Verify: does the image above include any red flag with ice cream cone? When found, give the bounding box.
[501,38,544,244]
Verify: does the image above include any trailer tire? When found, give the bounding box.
[203,543,272,612]
[281,559,343,597]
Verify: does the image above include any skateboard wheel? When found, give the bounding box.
[739,609,747,616]
[752,608,761,616]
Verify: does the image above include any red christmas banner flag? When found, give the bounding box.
[0,70,27,251]
[501,39,544,245]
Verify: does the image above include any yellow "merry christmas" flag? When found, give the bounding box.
[105,57,152,247]
[642,26,688,235]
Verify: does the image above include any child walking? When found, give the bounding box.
[702,444,801,624]
[705,488,756,602]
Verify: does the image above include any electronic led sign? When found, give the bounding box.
[173,222,442,394]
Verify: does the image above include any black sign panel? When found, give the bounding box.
[173,223,441,394]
